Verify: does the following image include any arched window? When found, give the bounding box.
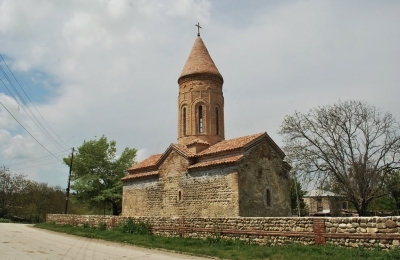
[266,189,271,207]
[198,105,203,133]
[264,187,272,208]
[182,107,186,135]
[215,107,219,135]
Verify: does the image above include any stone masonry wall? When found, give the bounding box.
[122,150,239,217]
[46,214,400,250]
[238,142,292,217]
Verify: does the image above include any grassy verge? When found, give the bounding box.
[35,221,400,260]
[0,218,12,223]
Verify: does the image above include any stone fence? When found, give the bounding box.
[46,214,400,250]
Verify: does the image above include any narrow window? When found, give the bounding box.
[182,108,186,135]
[178,190,182,201]
[317,197,323,212]
[198,105,203,133]
[266,189,271,207]
[215,108,219,135]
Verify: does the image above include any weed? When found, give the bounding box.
[120,218,151,235]
[98,222,107,231]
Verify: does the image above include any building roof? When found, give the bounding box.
[186,139,210,146]
[179,36,223,82]
[171,144,197,158]
[198,132,265,156]
[188,155,243,170]
[127,154,162,172]
[123,132,285,181]
[121,171,159,181]
[304,189,338,197]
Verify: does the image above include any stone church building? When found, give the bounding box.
[121,35,292,217]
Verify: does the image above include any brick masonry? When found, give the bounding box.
[47,214,400,249]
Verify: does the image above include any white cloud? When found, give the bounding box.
[0,0,399,187]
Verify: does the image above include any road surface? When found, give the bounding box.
[0,223,210,260]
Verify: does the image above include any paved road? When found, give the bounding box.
[0,224,210,260]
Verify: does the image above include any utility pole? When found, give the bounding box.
[64,147,74,214]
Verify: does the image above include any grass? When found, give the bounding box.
[0,218,12,223]
[35,221,400,260]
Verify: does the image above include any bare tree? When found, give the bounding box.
[279,100,400,216]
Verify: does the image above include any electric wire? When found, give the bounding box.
[5,149,71,167]
[10,160,64,171]
[0,55,69,149]
[0,74,66,152]
[0,101,62,162]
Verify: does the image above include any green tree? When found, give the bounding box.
[64,136,137,215]
[0,166,29,219]
[20,182,66,222]
[290,176,307,216]
[279,100,400,216]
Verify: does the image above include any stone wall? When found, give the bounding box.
[324,217,400,249]
[46,214,400,249]
[122,150,239,217]
[238,142,291,217]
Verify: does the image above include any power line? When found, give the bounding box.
[5,149,71,167]
[10,160,64,171]
[0,75,65,149]
[0,101,62,162]
[0,55,69,149]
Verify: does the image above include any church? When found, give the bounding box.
[121,31,292,217]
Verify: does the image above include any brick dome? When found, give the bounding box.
[178,36,223,83]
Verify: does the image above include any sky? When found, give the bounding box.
[0,0,399,188]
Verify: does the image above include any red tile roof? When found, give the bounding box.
[122,171,158,181]
[179,36,223,81]
[127,154,162,172]
[188,155,243,170]
[172,144,196,157]
[125,132,280,178]
[186,139,210,146]
[198,132,265,156]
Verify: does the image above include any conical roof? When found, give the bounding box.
[179,36,223,81]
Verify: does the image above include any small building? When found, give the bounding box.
[121,33,292,217]
[303,189,345,216]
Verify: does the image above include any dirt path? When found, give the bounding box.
[0,223,210,260]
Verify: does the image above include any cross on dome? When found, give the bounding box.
[195,22,202,36]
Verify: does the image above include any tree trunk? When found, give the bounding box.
[357,200,369,216]
[112,202,121,216]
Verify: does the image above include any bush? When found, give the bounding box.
[120,218,151,235]
[98,221,107,231]
[0,218,12,223]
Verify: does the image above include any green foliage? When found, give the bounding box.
[120,218,151,235]
[290,177,308,216]
[0,166,89,222]
[385,170,400,214]
[0,166,29,219]
[98,221,107,231]
[63,136,137,215]
[0,218,12,223]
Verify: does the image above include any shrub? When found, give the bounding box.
[98,221,107,231]
[120,218,151,235]
[0,218,12,223]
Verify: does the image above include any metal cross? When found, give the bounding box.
[195,22,202,36]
